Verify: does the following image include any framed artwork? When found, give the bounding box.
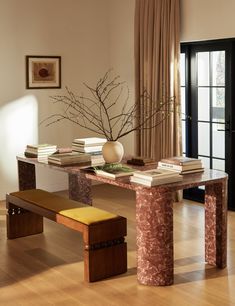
[26,55,61,89]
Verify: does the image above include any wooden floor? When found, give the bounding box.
[0,184,235,306]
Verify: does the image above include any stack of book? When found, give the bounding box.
[48,152,91,166]
[72,137,106,153]
[127,156,156,166]
[158,156,204,174]
[72,137,106,165]
[24,144,57,160]
[130,169,182,186]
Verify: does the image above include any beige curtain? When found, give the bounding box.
[135,0,182,161]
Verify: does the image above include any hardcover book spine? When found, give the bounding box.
[158,162,182,171]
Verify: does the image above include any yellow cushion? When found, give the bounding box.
[60,207,117,225]
[10,189,117,225]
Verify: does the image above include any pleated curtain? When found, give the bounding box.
[134,0,182,161]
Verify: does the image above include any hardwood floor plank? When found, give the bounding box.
[0,185,235,305]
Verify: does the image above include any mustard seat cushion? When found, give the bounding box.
[10,189,117,225]
[59,207,117,225]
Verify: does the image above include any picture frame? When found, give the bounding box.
[26,55,61,89]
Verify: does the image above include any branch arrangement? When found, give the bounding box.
[42,70,175,141]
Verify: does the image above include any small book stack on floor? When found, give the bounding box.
[72,137,106,165]
[130,168,182,186]
[24,144,57,160]
[158,156,204,174]
[48,152,91,166]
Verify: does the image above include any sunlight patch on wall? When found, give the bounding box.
[0,95,38,182]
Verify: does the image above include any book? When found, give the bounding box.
[72,144,103,153]
[130,175,182,187]
[133,168,180,181]
[160,156,201,165]
[179,168,204,175]
[91,155,105,166]
[26,144,57,151]
[126,156,156,166]
[55,147,73,154]
[89,164,134,179]
[72,142,105,148]
[25,143,57,158]
[158,161,202,171]
[48,152,91,166]
[73,137,107,145]
[95,169,133,179]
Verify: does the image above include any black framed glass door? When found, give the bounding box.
[181,39,235,210]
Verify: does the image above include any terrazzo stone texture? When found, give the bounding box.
[136,188,174,286]
[17,155,228,286]
[205,180,227,268]
[68,173,92,205]
[18,160,36,190]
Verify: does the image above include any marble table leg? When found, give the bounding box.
[68,173,92,205]
[18,160,36,190]
[16,161,43,235]
[136,188,174,286]
[205,179,227,268]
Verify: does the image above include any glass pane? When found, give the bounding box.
[181,87,185,119]
[198,122,210,156]
[212,123,225,158]
[198,88,210,121]
[199,156,210,169]
[212,51,225,86]
[198,52,209,86]
[182,120,186,153]
[213,159,225,171]
[212,88,225,122]
[180,53,185,86]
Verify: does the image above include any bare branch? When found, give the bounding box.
[42,70,178,142]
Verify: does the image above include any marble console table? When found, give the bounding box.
[17,155,228,286]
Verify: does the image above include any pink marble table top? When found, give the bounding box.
[17,155,228,192]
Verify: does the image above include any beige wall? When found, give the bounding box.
[0,0,136,200]
[181,0,235,42]
[0,0,110,199]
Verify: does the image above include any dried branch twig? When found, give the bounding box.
[42,70,176,141]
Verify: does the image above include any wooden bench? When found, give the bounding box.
[6,189,127,282]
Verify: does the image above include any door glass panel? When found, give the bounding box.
[181,88,185,120]
[198,122,210,156]
[198,52,209,86]
[198,88,210,121]
[182,120,186,153]
[180,52,186,155]
[212,88,225,122]
[183,44,230,206]
[212,51,225,86]
[212,123,225,158]
[199,156,210,168]
[213,159,225,171]
[180,53,185,86]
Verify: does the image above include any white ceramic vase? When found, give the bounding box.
[102,141,124,164]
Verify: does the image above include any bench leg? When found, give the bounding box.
[6,202,43,239]
[83,240,127,282]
